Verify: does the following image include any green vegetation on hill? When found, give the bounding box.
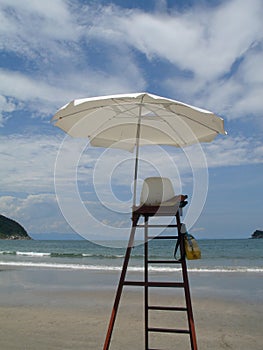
[0,214,31,240]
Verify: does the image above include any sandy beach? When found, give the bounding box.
[0,267,262,349]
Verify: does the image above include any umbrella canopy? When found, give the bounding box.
[52,92,226,205]
[52,92,226,151]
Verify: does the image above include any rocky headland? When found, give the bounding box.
[0,214,31,240]
[251,230,263,239]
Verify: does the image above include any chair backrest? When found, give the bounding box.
[140,177,175,206]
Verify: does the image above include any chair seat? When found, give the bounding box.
[133,195,187,217]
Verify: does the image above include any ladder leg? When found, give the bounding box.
[176,212,198,350]
[103,215,139,350]
[144,215,149,350]
[181,259,198,350]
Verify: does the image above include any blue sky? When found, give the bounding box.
[0,0,262,241]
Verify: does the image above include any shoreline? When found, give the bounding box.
[0,264,262,297]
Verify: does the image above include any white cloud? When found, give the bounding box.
[0,0,146,120]
[0,69,67,114]
[0,0,262,124]
[0,193,73,234]
[86,0,262,80]
[0,95,16,126]
[77,0,263,123]
[204,136,263,167]
[0,0,79,57]
[1,132,261,205]
[0,134,61,193]
[0,132,262,236]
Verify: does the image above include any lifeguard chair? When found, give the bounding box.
[103,177,198,350]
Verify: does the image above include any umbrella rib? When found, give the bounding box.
[165,113,220,145]
[146,104,221,136]
[55,102,142,123]
[166,105,222,134]
[177,113,220,134]
[110,100,143,119]
[138,101,221,135]
[142,104,188,146]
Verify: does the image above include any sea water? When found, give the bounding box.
[0,238,262,273]
[0,238,262,303]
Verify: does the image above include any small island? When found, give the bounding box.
[0,214,31,240]
[251,230,263,239]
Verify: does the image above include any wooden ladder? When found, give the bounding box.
[103,195,198,350]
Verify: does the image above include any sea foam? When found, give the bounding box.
[0,261,262,273]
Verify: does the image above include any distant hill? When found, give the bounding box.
[251,230,263,239]
[0,214,31,240]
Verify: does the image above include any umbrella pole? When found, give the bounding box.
[132,104,143,208]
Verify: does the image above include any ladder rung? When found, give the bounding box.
[147,282,185,288]
[148,306,187,312]
[137,224,178,228]
[147,235,178,240]
[123,281,144,286]
[124,281,184,288]
[148,327,190,334]
[147,260,181,264]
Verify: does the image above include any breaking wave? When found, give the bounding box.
[0,260,262,273]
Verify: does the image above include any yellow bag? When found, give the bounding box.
[184,233,201,260]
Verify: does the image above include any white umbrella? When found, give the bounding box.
[52,92,226,206]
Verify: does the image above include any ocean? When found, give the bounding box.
[0,238,262,303]
[0,238,262,273]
